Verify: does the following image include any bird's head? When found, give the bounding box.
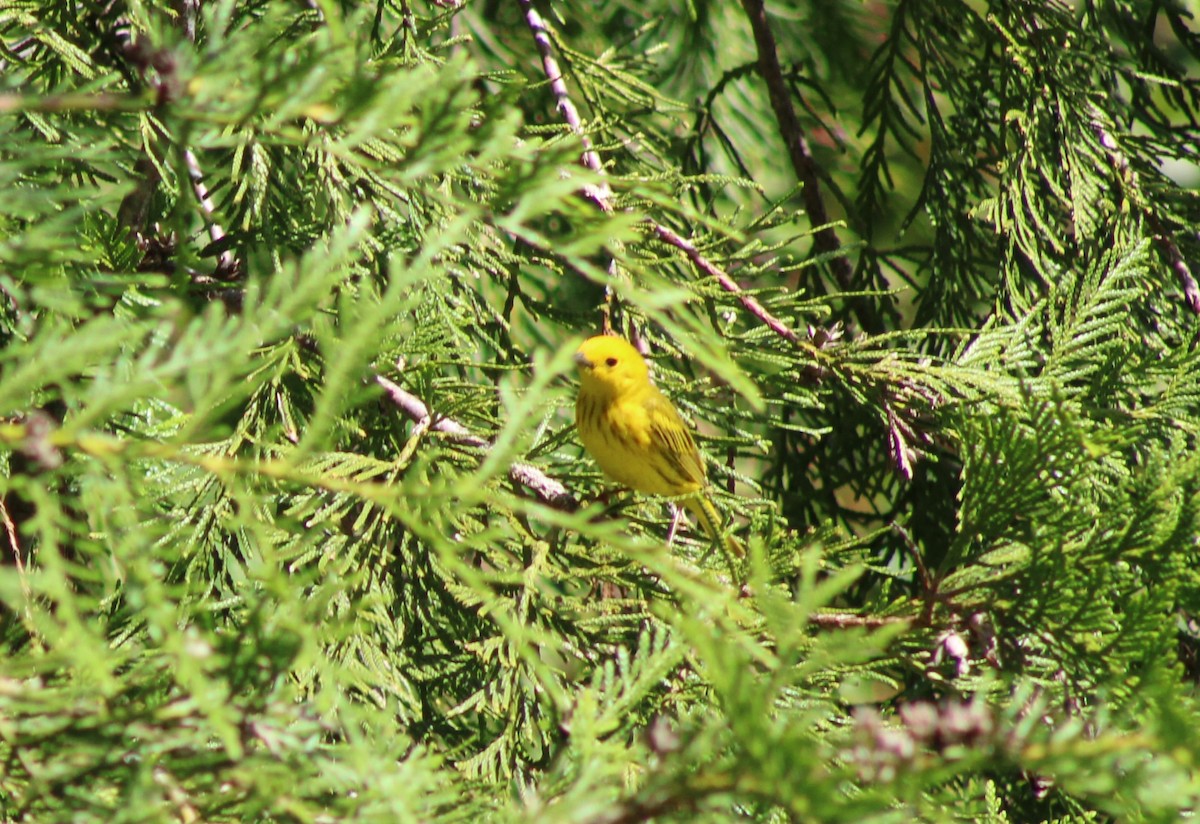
[573,335,651,398]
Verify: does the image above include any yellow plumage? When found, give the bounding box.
[573,335,743,557]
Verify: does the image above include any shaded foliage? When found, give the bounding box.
[1,0,1199,820]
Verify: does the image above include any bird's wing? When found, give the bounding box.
[644,389,707,487]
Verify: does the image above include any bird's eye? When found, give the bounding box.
[605,357,618,367]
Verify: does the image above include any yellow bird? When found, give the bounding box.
[573,335,743,557]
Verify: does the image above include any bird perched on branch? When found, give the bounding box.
[573,334,743,558]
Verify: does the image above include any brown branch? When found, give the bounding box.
[519,1,835,348]
[1,488,39,646]
[891,520,933,597]
[0,92,137,114]
[109,25,241,286]
[737,0,882,334]
[1091,113,1200,315]
[374,374,578,511]
[1151,225,1200,314]
[184,149,238,280]
[737,0,846,269]
[519,0,619,333]
[0,498,21,567]
[891,520,938,626]
[518,0,613,212]
[650,223,802,344]
[808,612,912,629]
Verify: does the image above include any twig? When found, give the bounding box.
[1091,112,1200,315]
[0,498,23,571]
[519,2,810,347]
[374,374,578,511]
[891,520,933,601]
[184,150,238,279]
[0,497,39,645]
[808,612,911,629]
[519,0,619,333]
[737,0,882,333]
[1151,224,1200,314]
[651,222,802,343]
[518,0,613,211]
[117,23,239,282]
[0,92,136,114]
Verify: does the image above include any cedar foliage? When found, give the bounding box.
[2,0,1200,820]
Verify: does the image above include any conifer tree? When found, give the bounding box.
[2,0,1199,820]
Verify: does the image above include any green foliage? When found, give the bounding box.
[2,0,1200,820]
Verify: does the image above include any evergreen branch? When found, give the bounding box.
[374,374,578,511]
[736,0,882,334]
[0,423,405,507]
[650,222,803,345]
[184,149,238,280]
[1090,115,1200,314]
[0,497,19,562]
[519,0,622,332]
[518,0,613,211]
[0,496,35,635]
[520,0,807,347]
[808,612,911,629]
[1151,224,1200,315]
[0,92,142,113]
[8,4,1200,817]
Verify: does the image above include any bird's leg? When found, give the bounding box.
[665,504,683,546]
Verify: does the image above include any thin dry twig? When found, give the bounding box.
[737,0,882,333]
[375,373,578,511]
[114,25,239,282]
[1091,114,1200,315]
[808,612,911,629]
[893,521,932,592]
[0,92,135,114]
[1151,226,1200,314]
[0,496,39,644]
[519,0,619,332]
[519,0,809,347]
[0,497,22,568]
[891,520,934,621]
[519,0,613,210]
[651,223,802,343]
[184,149,238,279]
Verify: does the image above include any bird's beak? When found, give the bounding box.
[573,351,593,370]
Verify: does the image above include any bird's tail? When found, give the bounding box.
[685,494,745,558]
